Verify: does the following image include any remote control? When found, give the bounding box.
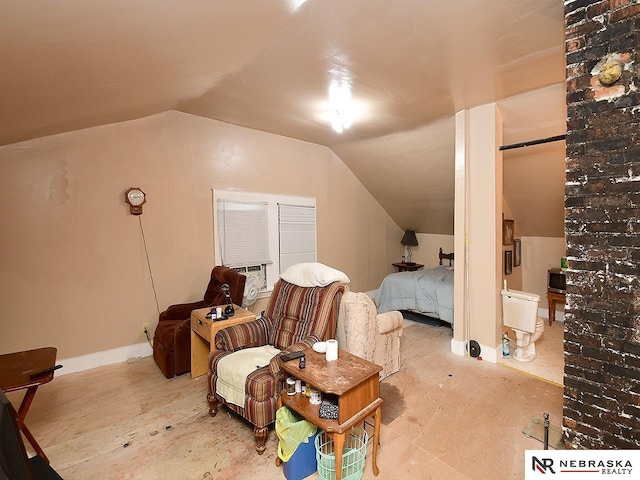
[280,351,305,362]
[29,364,63,378]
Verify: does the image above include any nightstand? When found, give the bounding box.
[547,291,565,326]
[190,305,256,377]
[392,262,424,272]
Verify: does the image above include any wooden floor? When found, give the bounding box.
[8,321,563,480]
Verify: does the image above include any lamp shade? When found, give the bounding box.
[401,230,418,246]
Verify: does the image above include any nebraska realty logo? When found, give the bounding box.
[525,450,639,479]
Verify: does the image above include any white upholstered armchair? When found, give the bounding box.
[336,290,403,380]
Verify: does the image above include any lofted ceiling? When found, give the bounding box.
[499,84,567,238]
[0,0,566,235]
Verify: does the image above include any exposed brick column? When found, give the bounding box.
[564,0,640,448]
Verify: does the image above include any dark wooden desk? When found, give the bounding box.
[392,262,424,272]
[278,348,382,480]
[547,291,565,326]
[0,347,58,463]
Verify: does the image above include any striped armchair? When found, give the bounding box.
[207,278,346,454]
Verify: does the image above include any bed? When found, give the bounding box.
[374,248,454,325]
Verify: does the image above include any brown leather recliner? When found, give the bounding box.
[153,266,246,378]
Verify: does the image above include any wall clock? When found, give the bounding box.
[125,187,146,215]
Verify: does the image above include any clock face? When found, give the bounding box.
[127,188,145,206]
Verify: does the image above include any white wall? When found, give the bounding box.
[409,234,455,269]
[452,104,503,362]
[522,236,566,318]
[0,111,401,362]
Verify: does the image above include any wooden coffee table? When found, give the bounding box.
[0,347,58,463]
[278,348,382,480]
[190,304,256,377]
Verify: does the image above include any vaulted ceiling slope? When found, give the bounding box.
[0,0,566,235]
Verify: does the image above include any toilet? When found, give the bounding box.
[501,283,544,363]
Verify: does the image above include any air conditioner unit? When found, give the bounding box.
[232,265,266,308]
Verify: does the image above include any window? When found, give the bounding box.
[278,204,316,273]
[213,189,316,295]
[218,200,271,267]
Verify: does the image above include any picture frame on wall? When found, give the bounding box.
[503,219,514,245]
[505,250,513,275]
[514,239,521,267]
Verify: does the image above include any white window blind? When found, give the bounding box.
[213,189,315,293]
[278,204,317,273]
[218,200,272,267]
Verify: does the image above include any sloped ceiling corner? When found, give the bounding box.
[0,0,566,235]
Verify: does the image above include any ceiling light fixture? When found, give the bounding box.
[288,0,308,12]
[329,79,354,133]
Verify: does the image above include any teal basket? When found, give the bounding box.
[315,426,368,480]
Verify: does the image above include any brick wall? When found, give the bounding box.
[564,0,640,448]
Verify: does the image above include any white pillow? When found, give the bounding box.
[280,262,350,287]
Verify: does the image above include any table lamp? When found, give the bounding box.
[401,230,418,265]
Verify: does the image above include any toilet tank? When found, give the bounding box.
[501,289,540,333]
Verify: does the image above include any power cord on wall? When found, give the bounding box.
[139,216,159,348]
[143,325,152,345]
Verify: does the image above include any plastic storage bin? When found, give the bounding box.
[315,426,368,480]
[283,432,318,480]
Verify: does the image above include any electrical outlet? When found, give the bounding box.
[142,323,150,337]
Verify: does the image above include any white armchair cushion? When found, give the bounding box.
[215,345,281,407]
[280,262,350,287]
[337,290,403,380]
[336,291,378,361]
[377,311,403,335]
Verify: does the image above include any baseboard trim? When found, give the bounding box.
[450,338,499,363]
[451,338,466,356]
[477,343,499,363]
[58,342,153,375]
[540,307,565,322]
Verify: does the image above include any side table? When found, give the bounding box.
[547,291,566,326]
[190,304,256,378]
[278,348,382,480]
[0,347,58,463]
[392,262,424,272]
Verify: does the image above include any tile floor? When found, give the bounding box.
[8,320,564,480]
[500,319,564,387]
